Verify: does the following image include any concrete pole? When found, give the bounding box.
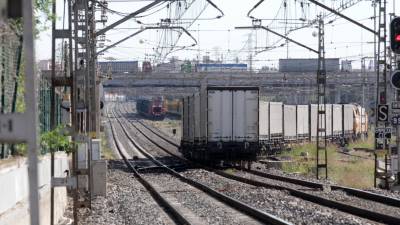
[24,0,40,224]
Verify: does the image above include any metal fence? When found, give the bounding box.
[0,23,62,159]
[0,23,22,159]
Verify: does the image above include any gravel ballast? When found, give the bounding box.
[182,169,380,225]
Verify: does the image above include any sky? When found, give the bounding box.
[36,0,400,69]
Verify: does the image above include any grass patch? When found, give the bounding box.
[279,142,374,188]
[101,132,115,160]
[348,132,374,149]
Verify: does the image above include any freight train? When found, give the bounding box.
[164,98,183,118]
[180,86,368,162]
[259,102,368,153]
[136,97,166,120]
[180,86,260,162]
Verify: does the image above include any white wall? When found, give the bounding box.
[0,153,70,225]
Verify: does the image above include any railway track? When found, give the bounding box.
[119,102,400,225]
[110,105,291,225]
[107,104,190,225]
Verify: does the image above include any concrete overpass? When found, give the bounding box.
[102,71,378,105]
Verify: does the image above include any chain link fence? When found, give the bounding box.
[0,23,22,159]
[0,22,63,159]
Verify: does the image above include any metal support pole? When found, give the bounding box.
[50,0,57,223]
[316,17,328,180]
[374,0,389,189]
[24,0,40,223]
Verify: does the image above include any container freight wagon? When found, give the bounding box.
[136,97,166,120]
[181,86,259,162]
[165,98,183,118]
[259,102,368,154]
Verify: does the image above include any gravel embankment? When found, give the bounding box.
[143,173,262,225]
[231,170,400,219]
[80,161,174,225]
[182,169,380,225]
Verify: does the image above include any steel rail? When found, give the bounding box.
[107,105,191,225]
[113,106,292,225]
[239,168,400,208]
[125,102,400,209]
[119,104,400,224]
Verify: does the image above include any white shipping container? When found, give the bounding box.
[232,90,259,142]
[310,104,318,137]
[188,95,195,142]
[194,93,201,141]
[344,104,354,133]
[332,104,342,135]
[326,104,333,136]
[259,101,269,140]
[284,105,296,139]
[207,90,233,142]
[270,102,283,136]
[297,105,309,136]
[182,97,189,141]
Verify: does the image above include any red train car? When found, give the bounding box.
[136,97,166,120]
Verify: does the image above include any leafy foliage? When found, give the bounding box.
[35,0,54,31]
[41,125,75,154]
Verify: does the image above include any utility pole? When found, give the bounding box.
[374,0,390,189]
[316,16,328,180]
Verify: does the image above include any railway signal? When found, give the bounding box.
[391,70,400,90]
[391,17,400,54]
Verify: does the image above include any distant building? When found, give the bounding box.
[341,60,353,72]
[97,61,138,74]
[197,63,248,72]
[279,58,340,72]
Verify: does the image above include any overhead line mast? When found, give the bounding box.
[243,0,383,180]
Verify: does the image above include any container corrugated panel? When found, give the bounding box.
[284,105,296,139]
[344,104,354,134]
[269,102,283,136]
[233,90,259,142]
[259,101,269,140]
[194,94,201,141]
[310,104,318,137]
[207,90,233,142]
[326,104,333,136]
[332,104,343,136]
[188,95,195,142]
[200,85,207,141]
[182,97,189,142]
[297,105,309,137]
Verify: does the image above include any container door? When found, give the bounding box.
[284,105,296,139]
[269,102,283,136]
[259,101,269,140]
[310,104,318,138]
[332,104,342,136]
[233,91,246,142]
[297,105,309,137]
[208,90,233,142]
[246,90,259,142]
[221,91,233,142]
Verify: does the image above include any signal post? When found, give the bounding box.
[390,17,400,189]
